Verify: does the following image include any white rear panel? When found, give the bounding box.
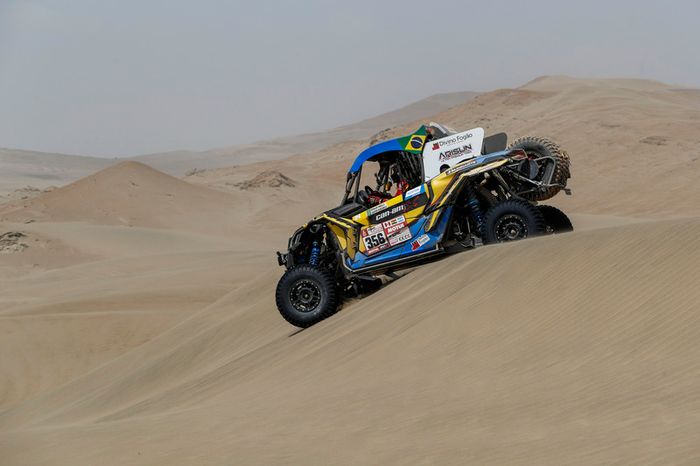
[422,127,484,181]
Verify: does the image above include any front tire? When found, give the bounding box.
[483,199,546,244]
[538,205,573,233]
[275,265,339,328]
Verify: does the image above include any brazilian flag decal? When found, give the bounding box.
[398,126,428,153]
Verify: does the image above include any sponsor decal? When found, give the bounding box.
[368,202,388,215]
[361,227,389,256]
[361,215,413,256]
[403,192,429,211]
[369,203,405,224]
[439,144,473,162]
[389,227,412,246]
[375,204,405,221]
[384,223,405,235]
[382,215,406,227]
[410,234,430,251]
[364,224,383,236]
[361,193,431,255]
[382,215,407,235]
[403,185,424,200]
[432,132,473,149]
[423,128,485,181]
[368,193,428,224]
[361,225,389,256]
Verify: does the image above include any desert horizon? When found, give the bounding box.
[2,73,700,464]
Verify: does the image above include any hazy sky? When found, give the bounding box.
[1,0,698,157]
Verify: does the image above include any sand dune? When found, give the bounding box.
[1,76,700,465]
[188,76,700,223]
[0,148,112,200]
[438,76,700,217]
[2,218,699,464]
[0,161,244,236]
[0,91,478,198]
[132,91,479,175]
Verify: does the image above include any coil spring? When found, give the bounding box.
[309,241,321,266]
[467,195,484,234]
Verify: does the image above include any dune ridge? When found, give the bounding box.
[0,161,250,237]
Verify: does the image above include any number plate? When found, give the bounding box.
[360,216,412,256]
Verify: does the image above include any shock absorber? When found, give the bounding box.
[465,185,484,236]
[309,240,321,266]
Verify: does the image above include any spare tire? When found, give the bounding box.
[507,136,570,201]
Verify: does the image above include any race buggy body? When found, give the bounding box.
[276,123,572,327]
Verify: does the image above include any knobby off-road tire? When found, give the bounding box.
[507,136,571,201]
[538,205,573,233]
[483,199,546,244]
[275,265,339,328]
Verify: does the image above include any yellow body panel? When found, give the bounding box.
[321,215,359,259]
[426,210,442,231]
[404,206,425,222]
[427,172,455,205]
[319,156,509,256]
[327,223,347,249]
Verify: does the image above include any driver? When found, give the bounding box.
[391,167,410,196]
[365,187,391,207]
[363,165,410,207]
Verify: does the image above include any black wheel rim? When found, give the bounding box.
[494,214,529,241]
[289,279,322,313]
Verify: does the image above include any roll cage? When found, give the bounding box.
[339,125,511,211]
[341,125,430,206]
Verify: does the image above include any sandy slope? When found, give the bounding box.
[2,219,699,465]
[1,76,700,465]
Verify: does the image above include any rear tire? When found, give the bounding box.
[275,265,339,328]
[538,205,573,233]
[483,199,546,244]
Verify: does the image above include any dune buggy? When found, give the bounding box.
[275,123,572,327]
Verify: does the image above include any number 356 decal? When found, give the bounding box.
[363,231,387,249]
